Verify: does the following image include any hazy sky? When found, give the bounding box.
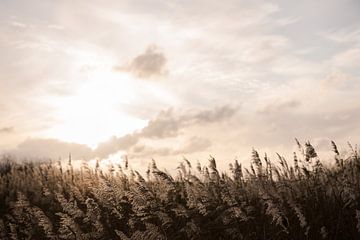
[1,0,360,169]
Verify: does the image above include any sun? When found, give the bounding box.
[42,70,147,148]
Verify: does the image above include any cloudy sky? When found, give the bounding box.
[1,0,360,170]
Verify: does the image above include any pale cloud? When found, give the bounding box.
[236,35,289,64]
[128,136,211,158]
[275,17,299,26]
[9,20,27,28]
[130,145,172,158]
[259,99,301,114]
[177,136,212,154]
[321,70,348,89]
[47,24,64,30]
[321,27,360,44]
[270,55,323,76]
[332,48,360,67]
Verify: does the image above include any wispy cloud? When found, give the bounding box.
[275,17,299,26]
[321,27,360,44]
[331,48,360,67]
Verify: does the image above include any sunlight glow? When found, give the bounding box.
[42,70,146,148]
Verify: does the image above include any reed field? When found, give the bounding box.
[0,140,359,240]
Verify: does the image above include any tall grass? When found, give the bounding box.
[0,141,359,239]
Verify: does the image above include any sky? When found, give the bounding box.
[1,0,360,171]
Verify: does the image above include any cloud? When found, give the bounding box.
[176,136,212,154]
[191,105,238,123]
[94,134,138,159]
[93,105,238,158]
[128,136,212,158]
[244,100,360,151]
[9,20,28,29]
[2,0,360,170]
[130,145,172,157]
[331,48,360,68]
[275,17,299,26]
[237,35,289,64]
[138,105,238,140]
[0,127,14,134]
[321,28,360,44]
[259,99,301,114]
[6,106,235,160]
[321,70,348,89]
[10,138,93,160]
[140,109,180,138]
[114,45,167,79]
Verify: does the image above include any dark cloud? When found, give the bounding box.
[0,127,14,134]
[114,45,167,79]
